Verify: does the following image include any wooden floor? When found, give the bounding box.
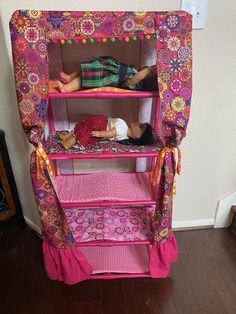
[1,220,236,314]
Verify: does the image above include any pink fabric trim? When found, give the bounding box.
[149,233,178,278]
[42,241,93,284]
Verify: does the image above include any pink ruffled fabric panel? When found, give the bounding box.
[150,233,178,278]
[42,241,93,284]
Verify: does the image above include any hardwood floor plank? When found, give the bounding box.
[168,233,200,314]
[76,302,101,314]
[52,282,81,314]
[193,292,228,314]
[211,230,236,314]
[0,279,14,308]
[176,229,234,314]
[52,283,101,314]
[170,260,199,314]
[101,279,126,314]
[26,281,57,314]
[17,234,46,283]
[145,278,177,314]
[0,278,31,314]
[77,279,101,303]
[123,278,152,314]
[0,222,27,278]
[176,230,220,294]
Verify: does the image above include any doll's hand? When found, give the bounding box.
[91,131,101,137]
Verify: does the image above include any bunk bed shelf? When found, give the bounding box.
[53,172,157,207]
[48,91,159,99]
[80,245,151,275]
[48,152,160,159]
[62,202,154,277]
[44,132,162,159]
[61,200,156,208]
[64,205,154,244]
[48,82,159,99]
[88,273,151,280]
[76,240,152,246]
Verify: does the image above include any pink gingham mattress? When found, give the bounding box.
[53,172,156,203]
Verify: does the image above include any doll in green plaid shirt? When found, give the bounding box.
[57,56,157,92]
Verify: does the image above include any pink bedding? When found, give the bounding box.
[64,206,155,243]
[53,172,156,203]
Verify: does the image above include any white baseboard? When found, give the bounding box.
[24,217,42,235]
[173,219,215,230]
[214,191,236,228]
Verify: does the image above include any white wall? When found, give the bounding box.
[0,0,236,230]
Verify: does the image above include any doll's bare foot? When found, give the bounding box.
[58,131,72,141]
[60,72,70,84]
[60,134,77,150]
[58,76,81,93]
[57,80,66,93]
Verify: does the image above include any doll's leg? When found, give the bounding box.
[58,76,82,93]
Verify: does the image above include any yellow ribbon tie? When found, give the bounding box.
[173,179,176,195]
[35,146,55,180]
[151,147,182,187]
[176,147,181,175]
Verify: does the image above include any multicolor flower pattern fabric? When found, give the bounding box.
[10,10,192,248]
[153,150,176,241]
[155,12,192,146]
[10,11,49,145]
[30,151,74,248]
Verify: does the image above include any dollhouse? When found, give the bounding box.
[10,10,192,284]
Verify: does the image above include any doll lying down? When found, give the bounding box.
[58,115,154,150]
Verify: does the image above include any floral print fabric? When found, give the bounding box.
[30,151,74,248]
[155,12,192,146]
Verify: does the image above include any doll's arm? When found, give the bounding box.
[127,65,157,85]
[91,128,117,138]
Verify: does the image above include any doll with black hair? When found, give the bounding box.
[59,115,154,150]
[57,56,158,92]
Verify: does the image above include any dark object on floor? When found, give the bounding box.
[230,205,236,235]
[0,130,25,227]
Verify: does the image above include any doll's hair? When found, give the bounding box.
[141,74,158,91]
[117,123,154,146]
